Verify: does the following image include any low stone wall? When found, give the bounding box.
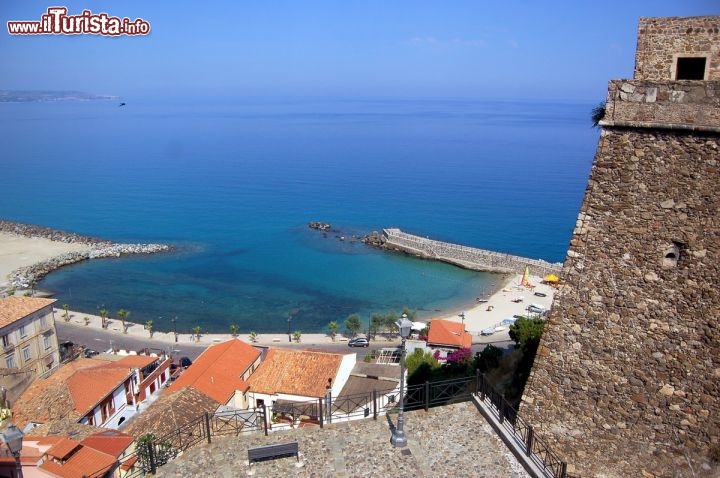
[382,228,562,277]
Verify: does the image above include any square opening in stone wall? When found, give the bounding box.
[675,57,707,80]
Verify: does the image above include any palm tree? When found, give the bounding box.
[249,331,258,343]
[62,304,70,322]
[345,314,362,336]
[229,324,239,338]
[292,330,302,343]
[99,309,109,329]
[192,326,202,343]
[328,321,338,341]
[145,320,154,339]
[117,309,130,334]
[591,101,606,128]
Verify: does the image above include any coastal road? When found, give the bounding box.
[56,321,515,362]
[56,322,208,360]
[299,338,514,357]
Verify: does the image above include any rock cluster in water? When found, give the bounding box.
[361,231,386,248]
[1,219,171,289]
[308,221,332,232]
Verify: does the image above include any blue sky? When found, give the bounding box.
[1,1,717,101]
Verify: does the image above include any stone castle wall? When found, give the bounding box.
[634,16,720,81]
[603,80,720,130]
[520,127,720,477]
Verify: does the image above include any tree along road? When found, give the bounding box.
[56,322,208,360]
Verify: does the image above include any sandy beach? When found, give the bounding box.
[2,228,556,348]
[0,231,91,289]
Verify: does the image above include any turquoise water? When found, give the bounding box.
[0,97,596,333]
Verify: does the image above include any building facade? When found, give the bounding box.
[0,297,60,380]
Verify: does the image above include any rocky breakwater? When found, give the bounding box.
[361,230,386,248]
[2,219,171,289]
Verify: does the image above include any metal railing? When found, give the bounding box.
[477,372,567,478]
[121,407,265,476]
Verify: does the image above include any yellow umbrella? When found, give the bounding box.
[543,273,560,283]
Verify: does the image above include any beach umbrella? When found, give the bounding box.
[543,273,560,283]
[520,266,530,286]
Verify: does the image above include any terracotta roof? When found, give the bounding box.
[23,435,66,446]
[45,437,81,460]
[248,349,344,398]
[80,430,135,458]
[167,338,260,404]
[427,319,472,349]
[13,357,145,428]
[40,440,117,478]
[67,362,134,415]
[124,386,220,441]
[12,358,100,427]
[0,296,56,328]
[115,355,157,368]
[17,436,64,464]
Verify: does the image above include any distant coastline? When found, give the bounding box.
[0,90,120,103]
[0,219,171,292]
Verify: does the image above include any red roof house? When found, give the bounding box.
[426,319,472,349]
[167,338,262,407]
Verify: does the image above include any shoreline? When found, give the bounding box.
[51,272,555,347]
[1,220,557,341]
[0,219,172,291]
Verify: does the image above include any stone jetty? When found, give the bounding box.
[1,219,171,289]
[365,228,562,277]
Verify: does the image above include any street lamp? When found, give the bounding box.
[171,316,178,343]
[459,311,465,328]
[287,316,292,342]
[391,313,413,448]
[1,424,24,478]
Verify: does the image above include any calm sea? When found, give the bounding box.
[0,97,596,333]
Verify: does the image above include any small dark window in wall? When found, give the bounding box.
[676,57,706,80]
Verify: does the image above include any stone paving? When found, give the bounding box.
[156,401,529,478]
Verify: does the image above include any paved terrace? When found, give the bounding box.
[156,402,529,477]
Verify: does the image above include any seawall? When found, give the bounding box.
[378,228,562,277]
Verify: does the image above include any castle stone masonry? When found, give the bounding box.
[634,16,720,81]
[521,16,720,477]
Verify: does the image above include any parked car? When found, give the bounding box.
[348,337,369,347]
[84,348,99,358]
